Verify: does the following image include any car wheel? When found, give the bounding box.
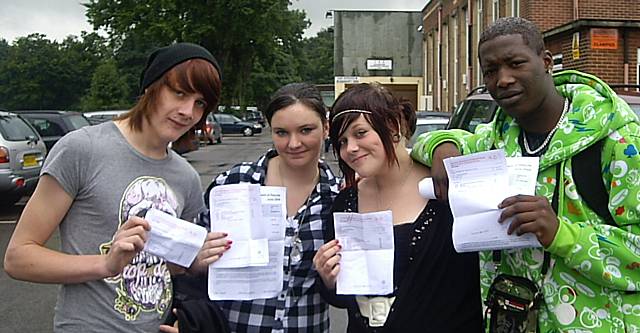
[242,127,254,136]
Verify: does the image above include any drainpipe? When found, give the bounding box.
[466,6,472,93]
[624,28,629,87]
[437,6,442,111]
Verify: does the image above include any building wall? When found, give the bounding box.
[332,10,425,109]
[334,11,423,77]
[523,0,574,32]
[546,27,640,85]
[421,0,640,111]
[579,0,640,20]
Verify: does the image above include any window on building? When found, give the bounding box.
[553,53,563,71]
[492,0,499,22]
[511,0,519,16]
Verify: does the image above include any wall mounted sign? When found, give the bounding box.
[366,59,393,70]
[591,28,618,50]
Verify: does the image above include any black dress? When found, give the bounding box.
[317,187,483,333]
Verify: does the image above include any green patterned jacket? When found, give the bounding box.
[411,70,640,332]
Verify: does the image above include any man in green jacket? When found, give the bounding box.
[412,17,640,332]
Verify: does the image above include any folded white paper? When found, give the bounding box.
[143,208,207,267]
[444,150,541,252]
[209,186,287,300]
[209,183,269,268]
[334,211,394,295]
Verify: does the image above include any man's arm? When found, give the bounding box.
[410,128,488,200]
[4,175,149,283]
[545,131,640,290]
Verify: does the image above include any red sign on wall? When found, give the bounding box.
[591,28,618,50]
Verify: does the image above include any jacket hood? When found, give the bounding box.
[490,70,637,168]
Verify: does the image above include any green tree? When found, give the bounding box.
[59,32,111,109]
[80,58,131,111]
[0,33,110,110]
[0,39,9,62]
[84,0,309,107]
[0,34,63,109]
[299,28,334,84]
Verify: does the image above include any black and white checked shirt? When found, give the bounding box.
[202,150,340,332]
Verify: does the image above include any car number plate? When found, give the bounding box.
[23,154,37,167]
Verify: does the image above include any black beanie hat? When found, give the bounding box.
[139,42,221,94]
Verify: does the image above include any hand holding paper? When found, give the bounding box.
[334,211,394,295]
[143,208,208,267]
[208,186,287,300]
[433,150,541,252]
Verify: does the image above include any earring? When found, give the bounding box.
[392,133,401,143]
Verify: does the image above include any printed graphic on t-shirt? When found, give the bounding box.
[100,176,178,321]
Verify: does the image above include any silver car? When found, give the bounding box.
[0,111,47,206]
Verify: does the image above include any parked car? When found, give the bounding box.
[244,109,266,127]
[409,115,451,148]
[446,86,498,132]
[171,128,200,155]
[448,84,640,132]
[196,113,223,144]
[213,113,262,136]
[13,110,91,151]
[0,111,47,206]
[610,84,640,117]
[83,110,129,125]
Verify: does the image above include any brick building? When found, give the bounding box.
[421,0,640,112]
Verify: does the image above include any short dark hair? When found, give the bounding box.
[264,83,326,125]
[479,17,545,55]
[330,83,416,188]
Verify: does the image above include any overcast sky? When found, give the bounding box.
[0,0,426,43]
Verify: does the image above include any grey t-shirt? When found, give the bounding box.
[42,121,205,333]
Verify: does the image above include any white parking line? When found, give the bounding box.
[0,220,17,224]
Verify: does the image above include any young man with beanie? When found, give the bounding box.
[412,17,640,332]
[5,42,223,333]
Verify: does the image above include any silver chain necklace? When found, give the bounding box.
[523,98,569,155]
[278,159,319,265]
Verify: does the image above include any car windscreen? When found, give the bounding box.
[67,115,91,129]
[408,122,448,147]
[0,115,39,141]
[455,99,496,132]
